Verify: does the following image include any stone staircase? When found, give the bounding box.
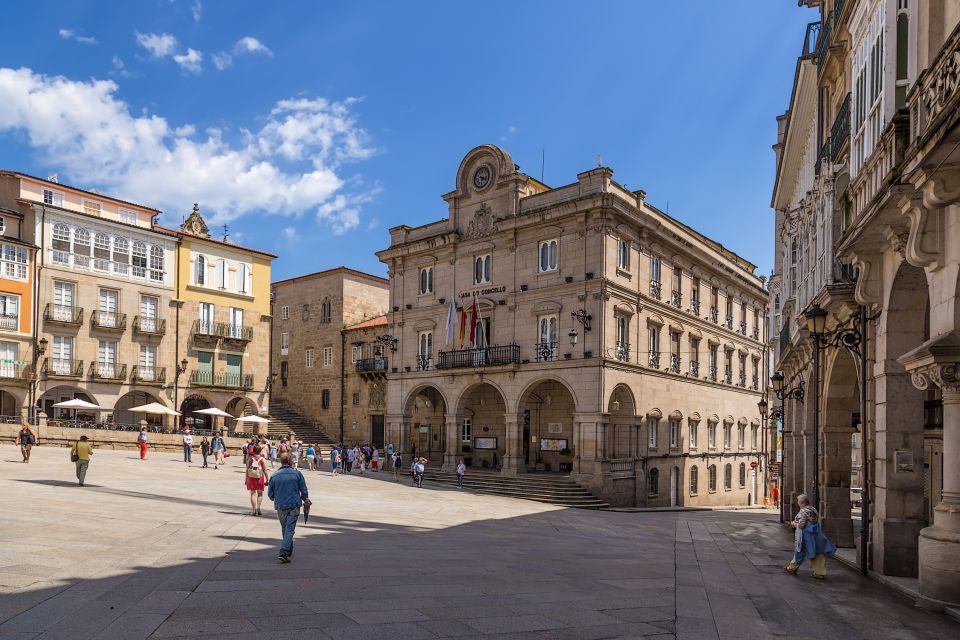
[267,401,336,447]
[423,468,609,509]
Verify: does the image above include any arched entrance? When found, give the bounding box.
[821,347,859,547]
[518,379,577,472]
[114,391,166,429]
[180,394,212,431]
[0,389,21,420]
[457,382,507,470]
[402,385,446,461]
[607,383,637,460]
[226,396,259,433]
[38,386,97,423]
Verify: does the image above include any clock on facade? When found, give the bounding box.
[473,165,491,190]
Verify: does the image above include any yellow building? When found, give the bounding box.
[169,205,275,432]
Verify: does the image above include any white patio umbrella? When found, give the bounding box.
[235,415,270,424]
[52,398,101,428]
[125,402,181,416]
[190,407,234,432]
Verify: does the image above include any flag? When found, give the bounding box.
[459,303,467,348]
[445,299,456,346]
[469,297,480,347]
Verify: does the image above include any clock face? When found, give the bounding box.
[473,166,491,190]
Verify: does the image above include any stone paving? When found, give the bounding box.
[0,446,956,640]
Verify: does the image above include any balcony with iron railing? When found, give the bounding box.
[814,137,831,175]
[436,344,521,370]
[42,358,83,378]
[190,370,254,389]
[830,93,851,162]
[752,375,759,391]
[738,372,747,388]
[724,315,734,330]
[671,290,682,308]
[133,316,166,336]
[649,281,662,300]
[89,362,127,381]
[690,299,700,316]
[738,321,748,336]
[709,307,719,323]
[779,321,792,356]
[221,323,253,342]
[815,15,832,69]
[416,354,432,371]
[0,314,17,331]
[356,357,388,373]
[648,351,660,368]
[91,310,127,332]
[131,365,166,384]
[690,361,699,377]
[802,21,821,57]
[535,342,558,362]
[709,365,718,382]
[724,367,733,385]
[44,303,83,326]
[752,327,761,341]
[615,342,630,363]
[192,319,218,339]
[670,353,681,373]
[0,363,34,385]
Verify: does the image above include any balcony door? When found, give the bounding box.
[53,336,73,374]
[199,302,215,334]
[140,295,158,332]
[0,342,16,378]
[538,315,558,361]
[139,345,156,381]
[229,307,243,338]
[53,282,74,320]
[97,340,116,377]
[226,354,242,386]
[99,289,118,327]
[197,351,213,384]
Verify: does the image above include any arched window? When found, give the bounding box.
[724,463,732,490]
[93,233,110,271]
[320,298,332,323]
[708,465,717,492]
[52,223,70,263]
[132,241,147,277]
[739,462,746,488]
[689,465,698,496]
[647,468,659,496]
[538,239,558,272]
[113,237,129,275]
[149,245,164,282]
[195,255,206,285]
[73,228,91,266]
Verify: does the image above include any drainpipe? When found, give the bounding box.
[858,304,870,576]
[173,234,182,429]
[30,204,47,423]
[339,330,346,443]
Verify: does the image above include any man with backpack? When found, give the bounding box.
[16,423,36,463]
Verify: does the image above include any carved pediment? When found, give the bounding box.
[464,203,497,240]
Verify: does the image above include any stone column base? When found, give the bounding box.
[918,515,960,606]
[500,455,525,476]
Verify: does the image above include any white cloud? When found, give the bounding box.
[135,32,178,58]
[0,67,376,234]
[282,226,298,240]
[212,52,232,70]
[58,28,97,45]
[173,48,203,74]
[234,36,272,56]
[110,56,134,79]
[191,0,203,22]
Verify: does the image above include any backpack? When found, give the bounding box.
[246,457,263,478]
[415,462,425,474]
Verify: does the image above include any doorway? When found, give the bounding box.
[670,466,679,507]
[371,415,384,449]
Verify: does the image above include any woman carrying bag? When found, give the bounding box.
[245,445,269,516]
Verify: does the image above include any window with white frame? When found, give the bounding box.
[118,208,137,225]
[305,348,314,368]
[43,188,64,207]
[851,1,887,177]
[537,315,558,360]
[195,255,206,285]
[198,302,215,334]
[93,233,110,271]
[751,425,759,449]
[237,263,251,294]
[0,217,5,235]
[139,345,157,380]
[419,266,434,294]
[648,417,659,448]
[417,331,433,370]
[1,244,28,281]
[280,305,289,320]
[738,424,746,448]
[0,293,19,331]
[149,245,164,282]
[708,421,717,448]
[280,332,289,355]
[73,228,90,266]
[689,420,698,449]
[724,423,732,449]
[113,237,129,273]
[461,417,472,443]
[351,345,362,363]
[216,258,228,288]
[52,335,73,373]
[323,346,333,367]
[132,241,147,278]
[669,417,680,448]
[474,254,491,284]
[82,200,101,217]
[539,239,558,272]
[617,238,630,270]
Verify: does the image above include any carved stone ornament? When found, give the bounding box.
[464,203,497,240]
[180,203,211,238]
[910,364,960,394]
[921,42,960,123]
[368,381,386,408]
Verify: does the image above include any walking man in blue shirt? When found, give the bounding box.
[267,453,310,563]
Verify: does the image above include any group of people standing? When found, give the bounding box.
[327,443,380,476]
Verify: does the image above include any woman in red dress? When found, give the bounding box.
[245,445,269,516]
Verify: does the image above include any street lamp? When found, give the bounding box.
[28,338,49,422]
[376,334,399,353]
[568,328,578,347]
[265,372,278,392]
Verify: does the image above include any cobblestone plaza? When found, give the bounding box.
[0,447,955,639]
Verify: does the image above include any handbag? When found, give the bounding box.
[70,445,79,463]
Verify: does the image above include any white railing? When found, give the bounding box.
[48,250,164,283]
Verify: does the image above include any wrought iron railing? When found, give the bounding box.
[0,363,33,381]
[0,315,17,331]
[192,319,217,336]
[670,354,681,373]
[752,327,761,340]
[690,361,699,377]
[132,365,166,383]
[671,290,682,308]
[89,362,127,381]
[803,21,821,57]
[738,372,746,388]
[221,323,253,341]
[416,354,432,371]
[44,303,83,325]
[724,315,734,330]
[42,358,83,377]
[436,344,520,369]
[815,15,832,68]
[830,93,851,161]
[134,316,166,335]
[356,358,388,373]
[779,322,792,355]
[649,281,662,300]
[752,375,759,391]
[709,365,718,382]
[91,310,127,331]
[724,367,733,384]
[709,307,719,323]
[615,342,630,362]
[648,351,660,368]
[190,370,254,389]
[690,299,700,316]
[535,342,558,362]
[738,321,748,336]
[814,137,832,175]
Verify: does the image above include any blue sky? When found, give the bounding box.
[0,0,815,281]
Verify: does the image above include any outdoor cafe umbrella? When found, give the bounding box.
[191,407,234,431]
[52,398,101,428]
[235,415,270,424]
[125,402,180,429]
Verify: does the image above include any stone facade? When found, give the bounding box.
[270,268,389,443]
[771,0,960,607]
[377,144,768,508]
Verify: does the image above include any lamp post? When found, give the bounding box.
[28,337,48,422]
[802,302,873,575]
[769,370,805,523]
[173,358,189,430]
[570,310,591,357]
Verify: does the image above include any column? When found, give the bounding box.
[501,413,524,475]
[821,421,856,547]
[442,413,460,470]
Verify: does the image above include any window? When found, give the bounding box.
[92,233,110,271]
[648,417,659,448]
[738,424,745,449]
[690,466,699,495]
[724,423,732,449]
[320,298,332,323]
[302,304,311,321]
[351,345,362,363]
[462,417,472,443]
[82,200,101,217]
[648,325,660,367]
[474,254,491,284]
[321,389,330,409]
[118,208,137,225]
[689,337,700,375]
[670,332,680,371]
[1,244,28,281]
[132,241,147,278]
[52,224,70,258]
[73,228,90,266]
[539,239,558,272]
[149,245,164,282]
[851,1,887,177]
[280,332,289,355]
[725,296,734,328]
[724,463,732,490]
[280,305,289,320]
[0,294,19,331]
[280,361,288,386]
[228,308,244,338]
[708,465,717,492]
[419,266,434,294]
[651,255,661,283]
[648,468,659,496]
[52,335,73,374]
[98,289,118,327]
[752,425,759,449]
[708,345,718,380]
[139,345,157,380]
[323,346,333,367]
[615,316,629,361]
[52,281,74,320]
[739,463,746,488]
[0,217,4,235]
[216,258,227,288]
[97,340,117,377]
[617,238,629,270]
[417,331,433,370]
[708,421,717,448]
[43,188,64,207]
[237,263,250,294]
[537,315,558,360]
[710,286,719,320]
[195,255,206,285]
[199,302,215,334]
[724,350,733,383]
[689,421,698,449]
[113,237,129,275]
[669,418,680,448]
[691,277,701,310]
[672,266,682,297]
[305,348,315,368]
[352,392,360,406]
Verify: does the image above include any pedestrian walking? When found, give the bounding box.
[246,445,269,516]
[211,433,225,467]
[136,429,148,460]
[269,440,278,469]
[392,451,402,482]
[414,457,427,488]
[182,428,193,463]
[357,449,366,475]
[314,444,323,470]
[16,423,36,463]
[346,446,356,474]
[267,453,310,563]
[71,435,93,486]
[773,485,780,508]
[291,440,301,469]
[456,458,466,489]
[371,448,379,472]
[305,443,316,471]
[785,494,836,579]
[201,437,210,468]
[330,447,340,476]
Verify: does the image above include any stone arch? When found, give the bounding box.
[0,388,25,418]
[38,386,99,422]
[455,144,515,194]
[519,378,577,471]
[456,381,508,470]
[402,383,448,461]
[180,394,213,431]
[604,383,638,459]
[402,383,450,416]
[226,395,260,434]
[820,346,859,547]
[114,390,166,428]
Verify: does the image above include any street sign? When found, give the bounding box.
[750,461,758,469]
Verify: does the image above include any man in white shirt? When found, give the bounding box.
[456,459,466,489]
[182,429,193,463]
